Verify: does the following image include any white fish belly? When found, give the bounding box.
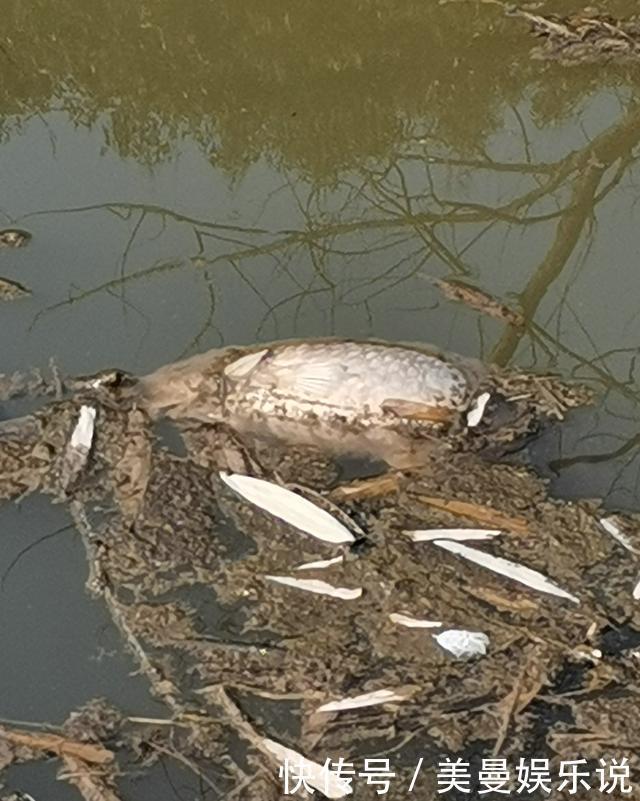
[227,341,472,419]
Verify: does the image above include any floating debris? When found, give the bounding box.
[414,494,529,534]
[316,687,415,713]
[0,276,30,301]
[219,472,355,544]
[262,738,352,798]
[381,398,454,422]
[70,406,97,452]
[295,555,344,571]
[389,613,442,628]
[466,392,491,428]
[508,7,640,64]
[434,629,489,660]
[406,528,500,543]
[224,348,269,380]
[61,406,97,490]
[435,278,524,327]
[265,575,362,600]
[0,228,31,248]
[599,516,639,554]
[331,474,400,500]
[433,539,579,604]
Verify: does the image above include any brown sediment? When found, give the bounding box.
[0,352,636,799]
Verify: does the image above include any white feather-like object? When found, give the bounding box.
[262,738,352,798]
[316,688,412,713]
[599,517,638,554]
[389,613,442,628]
[220,472,355,544]
[295,555,344,571]
[224,349,269,380]
[70,406,96,451]
[265,575,362,600]
[466,392,491,427]
[433,539,579,603]
[406,528,500,542]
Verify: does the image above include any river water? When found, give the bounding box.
[1,2,640,798]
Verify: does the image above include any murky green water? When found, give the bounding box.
[2,1,640,797]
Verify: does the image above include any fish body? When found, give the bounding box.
[137,338,488,465]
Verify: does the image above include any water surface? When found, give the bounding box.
[2,2,640,796]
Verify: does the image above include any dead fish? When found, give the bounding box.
[0,276,30,301]
[0,229,31,248]
[137,339,490,467]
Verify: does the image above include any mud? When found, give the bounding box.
[0,370,638,799]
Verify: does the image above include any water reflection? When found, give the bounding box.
[1,4,640,498]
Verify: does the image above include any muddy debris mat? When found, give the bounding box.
[1,392,640,799]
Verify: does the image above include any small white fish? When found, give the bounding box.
[70,405,96,451]
[262,738,352,798]
[316,688,412,713]
[466,392,491,427]
[634,577,640,601]
[295,555,344,571]
[265,575,362,600]
[219,472,355,544]
[405,528,500,543]
[434,629,489,659]
[389,613,442,628]
[433,539,579,604]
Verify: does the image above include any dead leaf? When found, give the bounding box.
[381,398,454,422]
[331,474,400,500]
[435,279,524,327]
[60,755,123,801]
[508,7,640,64]
[0,228,31,248]
[466,584,539,613]
[0,727,114,765]
[0,737,15,770]
[413,494,529,534]
[0,276,30,301]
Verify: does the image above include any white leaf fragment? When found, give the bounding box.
[265,575,362,600]
[224,348,269,380]
[295,555,344,571]
[434,629,489,659]
[262,738,352,798]
[466,392,491,428]
[433,539,579,604]
[406,528,500,543]
[389,613,442,628]
[220,472,355,544]
[316,688,413,713]
[70,405,96,451]
[599,516,638,554]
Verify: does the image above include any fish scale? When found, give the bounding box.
[226,341,475,417]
